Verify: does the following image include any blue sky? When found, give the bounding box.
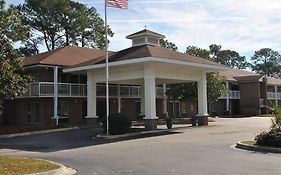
[6,0,281,60]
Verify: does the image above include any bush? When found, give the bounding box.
[255,129,281,148]
[255,107,281,148]
[271,108,281,129]
[102,113,132,135]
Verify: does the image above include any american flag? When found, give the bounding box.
[106,0,128,9]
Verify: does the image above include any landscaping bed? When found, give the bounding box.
[237,108,281,153]
[0,125,58,135]
[0,157,60,175]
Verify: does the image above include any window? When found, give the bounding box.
[133,38,145,45]
[120,86,130,96]
[97,84,106,96]
[148,38,158,45]
[58,101,68,117]
[25,102,40,124]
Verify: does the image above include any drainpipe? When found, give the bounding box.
[54,66,59,126]
[275,85,278,108]
[226,82,230,114]
[162,84,168,118]
[117,84,121,113]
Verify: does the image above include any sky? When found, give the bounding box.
[6,0,281,60]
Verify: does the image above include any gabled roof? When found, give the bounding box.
[234,75,264,82]
[219,69,281,85]
[23,46,107,67]
[126,29,165,39]
[267,76,281,85]
[76,44,225,68]
[219,69,261,82]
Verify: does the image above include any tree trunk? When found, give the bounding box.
[0,99,4,126]
[81,35,85,47]
[43,32,50,51]
[65,30,69,46]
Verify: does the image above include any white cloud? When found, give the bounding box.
[7,0,281,58]
[104,0,281,59]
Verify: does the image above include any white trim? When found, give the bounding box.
[126,32,165,39]
[63,57,229,73]
[85,116,99,119]
[24,64,58,70]
[143,116,159,120]
[54,66,59,126]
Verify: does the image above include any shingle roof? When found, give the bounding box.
[22,46,106,67]
[126,29,165,39]
[267,76,281,85]
[219,69,261,82]
[219,69,281,85]
[77,44,226,68]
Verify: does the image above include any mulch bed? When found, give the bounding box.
[0,125,58,135]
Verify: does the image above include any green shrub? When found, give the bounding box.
[255,129,281,148]
[102,113,132,135]
[254,107,281,148]
[271,108,281,129]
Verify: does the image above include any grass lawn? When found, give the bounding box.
[241,140,257,145]
[0,157,60,175]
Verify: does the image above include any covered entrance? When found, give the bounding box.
[64,29,228,130]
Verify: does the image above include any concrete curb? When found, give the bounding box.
[0,126,85,139]
[95,125,205,140]
[27,160,76,175]
[236,142,281,154]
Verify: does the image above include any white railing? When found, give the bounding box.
[220,90,240,99]
[24,82,87,97]
[23,83,170,98]
[267,92,281,100]
[97,84,141,97]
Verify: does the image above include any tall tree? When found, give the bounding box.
[18,0,113,51]
[166,83,197,102]
[186,44,249,69]
[186,46,210,59]
[0,1,32,98]
[17,37,42,57]
[216,50,249,69]
[160,38,178,51]
[166,73,228,105]
[251,48,281,77]
[207,73,228,103]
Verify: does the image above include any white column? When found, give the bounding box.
[53,66,59,125]
[162,84,168,116]
[275,85,278,107]
[140,83,145,115]
[197,72,208,116]
[117,84,121,113]
[143,76,158,119]
[86,72,97,118]
[226,81,230,112]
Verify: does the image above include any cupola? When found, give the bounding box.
[126,29,165,47]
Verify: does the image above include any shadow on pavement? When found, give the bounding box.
[0,128,181,153]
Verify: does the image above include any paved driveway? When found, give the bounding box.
[1,117,280,175]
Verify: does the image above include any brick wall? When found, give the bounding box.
[4,97,87,126]
[239,82,261,115]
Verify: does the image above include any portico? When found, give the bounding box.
[64,29,228,130]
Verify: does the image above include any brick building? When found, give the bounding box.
[4,29,281,128]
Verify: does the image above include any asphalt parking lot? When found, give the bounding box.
[0,117,280,175]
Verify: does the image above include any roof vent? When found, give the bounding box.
[126,29,165,47]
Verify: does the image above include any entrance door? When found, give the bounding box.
[25,103,40,124]
[168,101,180,118]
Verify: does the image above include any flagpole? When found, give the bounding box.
[105,0,110,135]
